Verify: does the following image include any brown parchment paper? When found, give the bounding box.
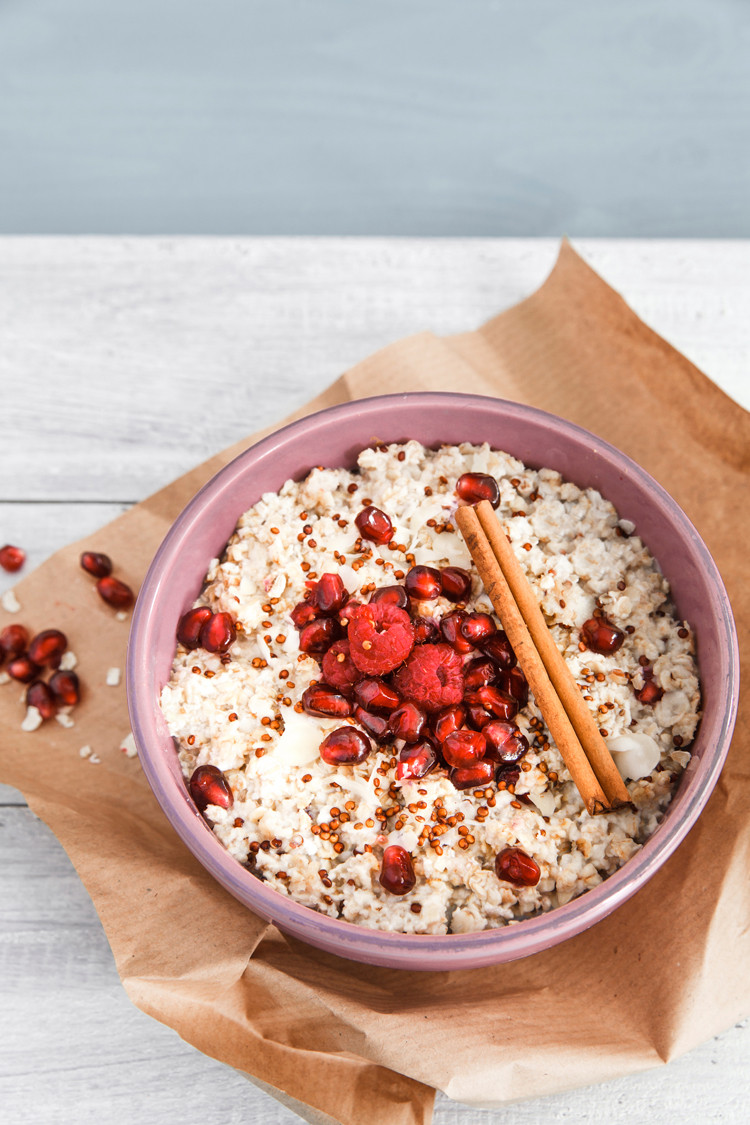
[1,242,748,1125]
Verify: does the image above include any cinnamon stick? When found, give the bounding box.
[455,504,611,816]
[474,500,630,808]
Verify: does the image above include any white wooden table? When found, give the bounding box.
[2,238,748,1125]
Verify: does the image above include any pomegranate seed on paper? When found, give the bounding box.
[80,551,113,578]
[0,545,25,572]
[96,575,135,610]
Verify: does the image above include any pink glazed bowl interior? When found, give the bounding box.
[127,393,739,970]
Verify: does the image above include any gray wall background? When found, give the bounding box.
[0,0,748,235]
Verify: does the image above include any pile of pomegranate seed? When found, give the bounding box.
[0,544,25,572]
[79,550,136,611]
[0,623,81,724]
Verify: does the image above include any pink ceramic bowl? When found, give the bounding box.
[127,393,738,970]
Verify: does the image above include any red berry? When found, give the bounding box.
[347,602,414,675]
[319,726,371,765]
[379,844,416,895]
[321,639,361,694]
[440,611,475,654]
[464,656,498,691]
[441,728,487,768]
[484,721,528,762]
[337,598,363,626]
[482,631,517,669]
[355,505,394,545]
[291,600,320,628]
[176,606,213,649]
[389,701,427,744]
[413,616,440,644]
[460,612,497,646]
[299,616,340,654]
[353,705,391,743]
[96,575,135,610]
[26,680,57,720]
[80,551,112,578]
[465,684,518,720]
[440,566,472,602]
[370,584,408,610]
[432,703,466,743]
[0,544,25,572]
[635,672,664,705]
[0,624,29,660]
[397,740,438,781]
[49,669,81,707]
[393,642,465,712]
[497,666,529,707]
[354,677,401,713]
[450,760,495,790]
[200,611,236,654]
[404,565,442,601]
[314,572,348,615]
[189,764,234,812]
[28,629,67,668]
[302,684,352,718]
[580,617,625,655]
[495,847,540,887]
[456,472,500,508]
[7,655,40,683]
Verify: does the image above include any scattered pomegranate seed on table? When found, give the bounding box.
[26,680,57,721]
[28,629,68,668]
[0,544,25,572]
[7,655,41,683]
[96,575,135,610]
[49,669,81,707]
[0,624,29,661]
[79,551,112,578]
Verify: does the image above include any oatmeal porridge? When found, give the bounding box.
[159,441,701,934]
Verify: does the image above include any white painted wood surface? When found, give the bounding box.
[1,238,749,1125]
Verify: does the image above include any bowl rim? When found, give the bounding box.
[127,392,740,968]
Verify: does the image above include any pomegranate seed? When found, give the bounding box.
[299,616,340,653]
[337,598,363,625]
[26,680,57,720]
[315,573,348,615]
[0,624,29,660]
[466,703,493,729]
[484,721,528,762]
[379,844,416,895]
[176,606,213,649]
[353,705,391,743]
[440,611,475,654]
[200,612,236,654]
[189,764,234,812]
[291,600,320,629]
[397,740,438,781]
[354,677,401,713]
[404,565,442,602]
[302,684,352,718]
[96,575,134,610]
[319,726,371,765]
[0,544,25,572]
[49,669,81,707]
[413,616,440,644]
[389,701,427,744]
[440,566,472,602]
[370,584,408,610]
[432,703,466,743]
[80,551,112,578]
[455,472,500,508]
[8,655,42,683]
[450,760,495,790]
[464,657,498,691]
[355,505,394,545]
[466,684,518,720]
[497,666,529,706]
[321,639,361,695]
[482,631,517,669]
[441,728,487,768]
[460,612,497,646]
[635,673,664,705]
[27,629,67,668]
[580,617,625,655]
[495,846,540,887]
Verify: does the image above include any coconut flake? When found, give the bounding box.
[607,733,661,780]
[120,732,138,758]
[21,706,43,732]
[528,790,557,818]
[79,744,93,759]
[59,651,78,671]
[1,589,21,613]
[106,667,121,686]
[55,712,75,728]
[273,708,325,766]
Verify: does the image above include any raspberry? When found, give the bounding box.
[321,639,362,694]
[347,602,414,675]
[393,643,465,712]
